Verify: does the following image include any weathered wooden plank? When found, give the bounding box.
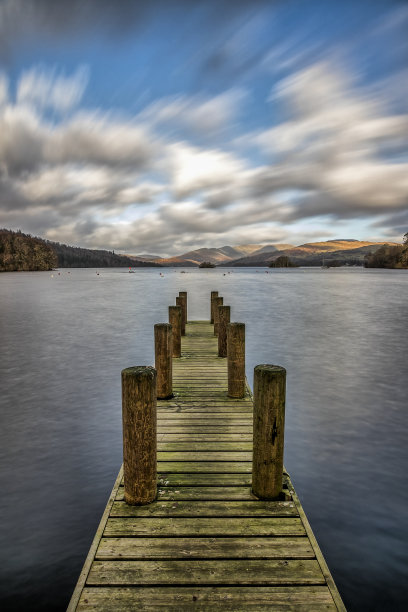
[157,461,252,472]
[157,415,252,422]
[157,442,253,451]
[157,397,252,402]
[117,486,261,501]
[157,427,252,433]
[157,433,253,441]
[96,536,313,560]
[172,373,228,377]
[87,559,323,586]
[159,402,247,408]
[157,406,253,413]
[157,473,252,486]
[78,586,336,611]
[157,451,252,461]
[110,500,297,517]
[104,517,305,537]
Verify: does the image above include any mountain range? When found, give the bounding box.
[131,239,398,267]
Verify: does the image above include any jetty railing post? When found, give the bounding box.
[252,365,286,500]
[227,322,245,397]
[210,291,219,324]
[218,305,230,357]
[213,296,223,336]
[179,291,187,325]
[154,323,173,399]
[121,366,157,505]
[176,295,186,336]
[168,305,182,358]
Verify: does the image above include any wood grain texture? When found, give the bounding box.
[110,499,297,517]
[96,536,313,560]
[218,305,230,357]
[121,367,157,505]
[213,296,223,335]
[210,290,219,323]
[227,322,246,398]
[104,517,306,537]
[252,364,286,499]
[78,586,337,611]
[87,559,324,585]
[176,295,186,336]
[154,323,173,399]
[168,305,181,358]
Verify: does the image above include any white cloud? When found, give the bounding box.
[251,61,408,217]
[140,89,246,138]
[45,111,156,168]
[17,65,89,113]
[168,141,247,198]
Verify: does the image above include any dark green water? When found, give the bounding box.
[0,267,407,610]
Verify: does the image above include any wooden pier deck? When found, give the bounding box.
[69,320,345,611]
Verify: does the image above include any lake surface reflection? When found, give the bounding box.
[0,267,407,610]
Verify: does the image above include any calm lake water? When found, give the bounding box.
[0,267,407,611]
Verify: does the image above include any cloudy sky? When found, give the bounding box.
[0,0,407,255]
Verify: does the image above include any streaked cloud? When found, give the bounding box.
[16,66,89,113]
[0,1,407,255]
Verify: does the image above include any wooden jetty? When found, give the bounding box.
[69,297,345,611]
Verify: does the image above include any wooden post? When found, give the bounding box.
[154,323,173,399]
[210,291,219,324]
[213,296,223,336]
[168,305,181,358]
[218,305,230,357]
[227,322,245,397]
[252,364,286,500]
[121,366,157,505]
[178,291,187,324]
[176,296,186,336]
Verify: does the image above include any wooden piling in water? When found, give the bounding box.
[176,296,186,336]
[179,291,187,323]
[121,366,157,505]
[168,305,181,358]
[210,291,219,324]
[252,364,286,500]
[213,296,223,336]
[227,322,245,398]
[218,305,230,357]
[154,323,173,399]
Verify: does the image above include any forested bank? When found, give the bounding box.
[0,229,57,271]
[0,229,160,271]
[364,234,408,269]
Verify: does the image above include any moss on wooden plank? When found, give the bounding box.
[110,500,297,517]
[87,559,323,586]
[104,517,305,537]
[156,461,252,472]
[116,486,259,501]
[96,536,313,560]
[77,585,336,611]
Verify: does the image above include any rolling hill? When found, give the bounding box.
[222,240,399,267]
[155,244,294,266]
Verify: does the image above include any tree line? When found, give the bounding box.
[0,229,57,271]
[47,240,160,268]
[364,234,408,269]
[0,229,161,271]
